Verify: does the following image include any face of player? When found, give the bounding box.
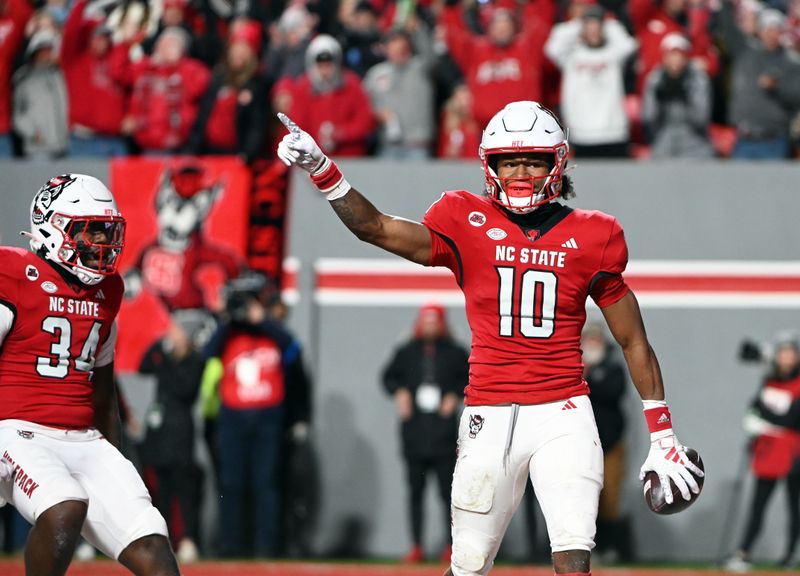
[495,154,552,198]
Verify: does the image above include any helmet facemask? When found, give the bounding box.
[481,144,569,214]
[53,214,126,283]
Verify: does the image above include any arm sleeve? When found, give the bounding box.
[95,321,118,368]
[544,20,582,68]
[422,192,463,279]
[589,219,630,308]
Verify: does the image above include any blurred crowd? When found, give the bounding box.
[1,0,799,163]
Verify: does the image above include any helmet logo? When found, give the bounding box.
[35,174,77,211]
[25,265,39,280]
[468,212,487,227]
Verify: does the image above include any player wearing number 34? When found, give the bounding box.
[278,101,704,576]
[0,174,181,576]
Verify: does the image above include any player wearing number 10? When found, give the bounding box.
[0,174,180,576]
[278,101,703,576]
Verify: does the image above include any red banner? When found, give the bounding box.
[111,157,251,372]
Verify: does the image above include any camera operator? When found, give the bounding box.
[200,272,311,558]
[726,331,800,571]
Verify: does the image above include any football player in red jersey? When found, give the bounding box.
[278,101,704,576]
[0,174,180,576]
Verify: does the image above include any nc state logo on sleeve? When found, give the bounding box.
[25,265,39,281]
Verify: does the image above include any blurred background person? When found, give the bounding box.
[138,310,207,564]
[337,0,384,78]
[12,28,68,159]
[629,0,719,93]
[381,303,468,564]
[0,0,33,157]
[545,6,638,158]
[363,24,435,160]
[265,3,318,84]
[435,0,556,128]
[112,26,210,154]
[641,32,714,159]
[272,33,374,157]
[436,83,479,159]
[187,19,268,164]
[582,322,634,564]
[716,3,800,160]
[60,0,128,157]
[726,331,800,572]
[200,272,308,558]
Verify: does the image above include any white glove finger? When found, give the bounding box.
[277,113,303,140]
[684,460,705,478]
[679,466,701,494]
[670,471,692,501]
[638,468,646,481]
[658,473,675,504]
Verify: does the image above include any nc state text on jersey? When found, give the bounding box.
[495,246,567,268]
[49,296,100,318]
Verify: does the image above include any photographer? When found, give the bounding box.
[200,272,310,558]
[726,331,800,571]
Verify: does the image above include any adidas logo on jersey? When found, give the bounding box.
[561,237,578,249]
[95,289,105,301]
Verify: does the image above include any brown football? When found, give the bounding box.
[643,447,704,515]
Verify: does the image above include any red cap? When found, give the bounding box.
[413,303,449,339]
[229,19,262,55]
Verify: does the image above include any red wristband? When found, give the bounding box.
[311,159,343,192]
[644,405,673,433]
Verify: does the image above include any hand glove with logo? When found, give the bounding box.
[276,113,352,201]
[638,399,704,504]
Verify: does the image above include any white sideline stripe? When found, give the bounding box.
[315,258,800,276]
[314,290,800,308]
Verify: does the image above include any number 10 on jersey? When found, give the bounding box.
[496,267,557,338]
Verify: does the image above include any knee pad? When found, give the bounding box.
[451,456,495,514]
[451,541,488,575]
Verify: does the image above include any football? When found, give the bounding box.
[643,447,705,515]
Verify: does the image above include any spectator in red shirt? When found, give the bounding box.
[113,26,211,154]
[187,19,268,164]
[629,0,719,92]
[273,34,375,157]
[61,0,128,157]
[436,0,556,128]
[0,0,33,157]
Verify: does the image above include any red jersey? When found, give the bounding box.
[0,248,123,428]
[423,191,629,406]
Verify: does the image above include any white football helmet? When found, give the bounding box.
[479,101,569,213]
[25,174,126,285]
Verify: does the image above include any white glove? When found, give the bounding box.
[639,430,703,503]
[276,113,352,200]
[276,113,328,174]
[638,400,704,504]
